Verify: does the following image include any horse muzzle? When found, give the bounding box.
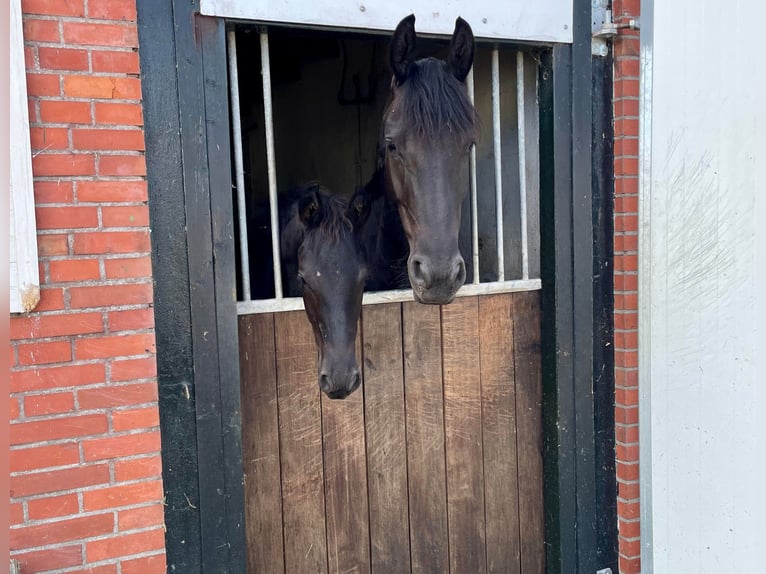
[408,252,466,305]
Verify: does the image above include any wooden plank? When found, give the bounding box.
[239,314,284,574]
[275,311,327,573]
[442,296,487,574]
[402,302,449,574]
[362,304,411,573]
[321,323,371,574]
[479,294,522,572]
[512,292,545,573]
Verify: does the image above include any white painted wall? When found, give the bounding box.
[639,0,766,571]
[201,0,572,43]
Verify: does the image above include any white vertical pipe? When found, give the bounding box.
[227,29,251,301]
[491,47,505,281]
[260,29,283,299]
[466,68,480,284]
[516,51,529,280]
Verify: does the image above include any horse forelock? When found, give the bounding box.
[396,58,476,141]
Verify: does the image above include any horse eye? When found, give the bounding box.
[387,142,397,153]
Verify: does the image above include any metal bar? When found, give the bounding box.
[260,29,283,299]
[466,68,480,284]
[227,29,251,300]
[236,279,543,315]
[491,47,505,281]
[517,51,530,280]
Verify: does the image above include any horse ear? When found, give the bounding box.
[298,190,322,228]
[348,189,371,229]
[447,17,474,82]
[390,14,416,84]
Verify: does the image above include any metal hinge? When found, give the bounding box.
[596,568,613,574]
[592,0,640,57]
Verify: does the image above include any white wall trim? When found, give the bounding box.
[9,0,40,314]
[637,0,654,570]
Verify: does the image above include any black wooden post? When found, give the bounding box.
[539,0,617,571]
[137,1,246,572]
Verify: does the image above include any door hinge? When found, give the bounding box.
[592,1,640,57]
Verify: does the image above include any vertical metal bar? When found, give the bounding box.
[466,68,480,284]
[491,47,505,281]
[260,29,283,299]
[227,29,251,300]
[516,51,530,280]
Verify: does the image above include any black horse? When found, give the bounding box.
[381,14,477,304]
[279,184,371,399]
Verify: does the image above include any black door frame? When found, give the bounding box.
[137,0,616,571]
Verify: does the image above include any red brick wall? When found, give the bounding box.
[612,0,640,572]
[9,1,166,572]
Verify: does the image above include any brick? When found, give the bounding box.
[68,566,118,574]
[614,215,638,233]
[615,386,638,407]
[619,536,641,558]
[64,75,118,98]
[615,195,638,214]
[27,493,79,520]
[10,363,106,393]
[36,206,99,230]
[104,256,152,279]
[92,50,140,74]
[615,0,640,18]
[35,180,74,203]
[75,333,155,359]
[39,100,92,124]
[49,258,101,282]
[25,391,76,416]
[23,18,60,42]
[121,553,167,574]
[113,407,160,432]
[616,293,638,310]
[30,126,69,150]
[616,442,639,462]
[615,177,638,195]
[119,504,165,532]
[615,405,638,425]
[618,518,641,540]
[34,287,67,312]
[27,98,37,122]
[73,231,150,255]
[82,430,161,461]
[614,118,639,138]
[615,423,639,444]
[11,464,110,498]
[115,455,162,482]
[98,154,146,176]
[10,502,24,525]
[11,545,83,573]
[619,480,640,501]
[33,152,96,177]
[616,157,639,176]
[617,462,639,482]
[83,480,163,511]
[10,513,114,548]
[619,555,641,574]
[95,102,143,125]
[615,58,639,78]
[22,0,85,17]
[63,22,139,47]
[24,45,35,69]
[26,73,60,97]
[78,382,158,409]
[88,0,137,20]
[38,47,89,71]
[111,357,157,382]
[102,205,150,228]
[613,312,638,330]
[614,99,640,119]
[17,340,71,365]
[70,283,153,309]
[109,308,154,332]
[77,180,147,202]
[10,443,80,473]
[87,528,165,562]
[37,234,69,256]
[11,413,109,445]
[11,312,104,340]
[614,37,640,59]
[10,396,21,419]
[72,128,145,151]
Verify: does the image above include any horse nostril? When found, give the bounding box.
[349,371,361,392]
[451,257,466,287]
[319,373,332,394]
[410,255,433,289]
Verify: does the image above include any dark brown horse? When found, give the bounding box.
[280,184,370,399]
[382,14,477,304]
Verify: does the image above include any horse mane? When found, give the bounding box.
[397,57,476,141]
[300,184,353,248]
